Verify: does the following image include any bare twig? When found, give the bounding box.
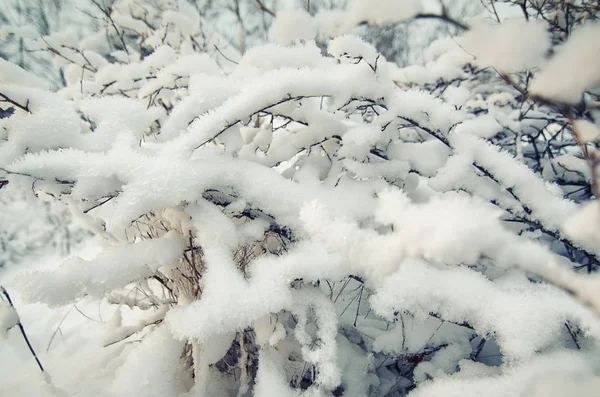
[1,286,45,372]
[83,195,117,214]
[103,319,163,347]
[353,285,364,327]
[213,44,238,65]
[194,95,327,149]
[565,322,581,349]
[0,92,31,113]
[413,13,469,30]
[90,0,130,55]
[255,0,276,17]
[47,305,75,353]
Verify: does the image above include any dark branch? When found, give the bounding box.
[1,286,45,372]
[0,92,31,113]
[255,0,276,17]
[413,13,469,30]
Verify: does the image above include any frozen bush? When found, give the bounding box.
[2,1,600,396]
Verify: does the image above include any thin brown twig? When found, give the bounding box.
[255,0,275,17]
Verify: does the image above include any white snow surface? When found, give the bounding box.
[459,19,550,72]
[270,9,318,45]
[0,300,19,338]
[530,23,600,104]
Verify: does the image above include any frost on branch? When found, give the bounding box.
[2,0,600,396]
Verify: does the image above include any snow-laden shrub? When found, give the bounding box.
[2,0,600,396]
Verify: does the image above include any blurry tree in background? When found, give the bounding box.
[0,0,94,269]
[0,0,89,89]
[361,0,479,66]
[0,0,480,82]
[0,184,85,268]
[189,0,479,66]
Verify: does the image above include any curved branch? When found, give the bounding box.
[194,95,328,150]
[413,13,469,30]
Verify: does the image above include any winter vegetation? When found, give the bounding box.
[2,0,600,396]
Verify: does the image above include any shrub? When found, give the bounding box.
[2,1,600,396]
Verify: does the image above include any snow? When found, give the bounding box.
[253,347,301,397]
[393,37,471,84]
[344,0,423,28]
[389,89,467,132]
[343,124,382,146]
[455,114,503,139]
[239,43,331,71]
[371,261,600,360]
[443,86,471,107]
[0,300,19,338]
[0,85,86,165]
[527,372,600,397]
[269,10,318,45]
[0,58,49,89]
[413,342,471,382]
[110,324,186,397]
[79,97,164,150]
[161,65,391,158]
[530,23,600,104]
[573,119,600,143]
[299,191,514,283]
[388,140,451,176]
[16,231,186,306]
[446,132,578,233]
[328,35,380,66]
[315,10,347,37]
[458,19,550,72]
[563,201,600,250]
[291,289,341,389]
[165,241,344,341]
[408,350,599,397]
